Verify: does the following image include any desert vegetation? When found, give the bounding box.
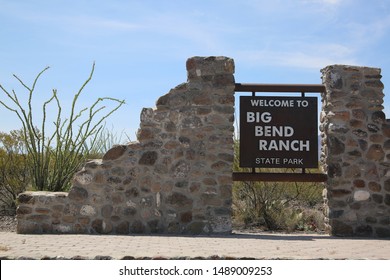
[0,64,125,213]
[232,141,326,232]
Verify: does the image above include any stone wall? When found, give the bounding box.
[321,65,390,237]
[16,56,235,235]
[16,58,390,238]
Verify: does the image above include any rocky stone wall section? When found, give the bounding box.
[321,65,390,237]
[16,56,235,235]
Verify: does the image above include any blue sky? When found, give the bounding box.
[1,0,390,142]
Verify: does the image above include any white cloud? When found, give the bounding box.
[24,13,142,33]
[71,17,141,31]
[323,0,341,4]
[346,15,390,45]
[301,0,342,5]
[235,43,357,70]
[0,3,142,34]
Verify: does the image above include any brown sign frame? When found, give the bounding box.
[239,95,318,169]
[233,83,327,182]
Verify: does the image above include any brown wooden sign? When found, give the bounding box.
[239,96,318,168]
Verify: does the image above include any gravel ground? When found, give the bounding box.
[0,216,17,232]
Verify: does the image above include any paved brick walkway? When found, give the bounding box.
[1,231,390,259]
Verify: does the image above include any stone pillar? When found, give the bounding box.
[321,65,390,237]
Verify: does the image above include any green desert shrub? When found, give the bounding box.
[232,140,326,232]
[0,130,30,214]
[232,180,325,232]
[0,64,125,192]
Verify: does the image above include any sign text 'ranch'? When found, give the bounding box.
[239,96,318,168]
